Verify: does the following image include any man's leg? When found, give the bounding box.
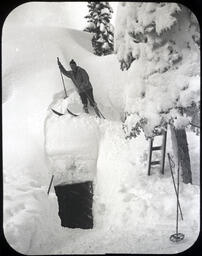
[79,92,89,113]
[86,88,95,106]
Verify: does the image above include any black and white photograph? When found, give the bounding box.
[2,1,200,254]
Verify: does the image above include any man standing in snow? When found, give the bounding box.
[57,59,96,113]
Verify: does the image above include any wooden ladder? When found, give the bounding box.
[147,130,167,176]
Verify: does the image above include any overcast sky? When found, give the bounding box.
[5,2,118,29]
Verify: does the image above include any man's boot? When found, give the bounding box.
[83,105,89,113]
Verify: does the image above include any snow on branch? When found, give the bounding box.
[114,2,200,138]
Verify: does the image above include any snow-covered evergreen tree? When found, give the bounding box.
[114,3,200,184]
[84,2,114,55]
[84,2,97,33]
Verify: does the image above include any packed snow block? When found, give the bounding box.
[45,114,100,185]
[54,181,93,229]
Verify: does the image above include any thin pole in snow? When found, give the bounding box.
[167,153,183,220]
[47,175,54,195]
[57,57,68,98]
[176,159,180,235]
[169,154,184,242]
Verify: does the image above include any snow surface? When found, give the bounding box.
[2,5,200,255]
[5,2,118,30]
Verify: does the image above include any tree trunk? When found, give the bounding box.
[170,126,192,184]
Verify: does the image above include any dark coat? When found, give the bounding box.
[60,65,92,93]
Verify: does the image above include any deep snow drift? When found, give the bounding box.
[3,12,200,255]
[45,98,100,186]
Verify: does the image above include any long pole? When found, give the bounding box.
[167,153,183,220]
[57,57,67,98]
[176,159,180,235]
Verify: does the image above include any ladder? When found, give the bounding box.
[147,130,167,176]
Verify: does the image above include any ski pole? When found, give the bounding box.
[47,175,54,195]
[169,157,184,242]
[176,159,180,236]
[167,153,183,220]
[57,57,68,98]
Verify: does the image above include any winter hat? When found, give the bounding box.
[70,59,76,65]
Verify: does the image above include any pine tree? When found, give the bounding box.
[84,2,114,56]
[115,3,200,184]
[84,2,97,33]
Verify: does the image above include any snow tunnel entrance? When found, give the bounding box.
[54,181,93,229]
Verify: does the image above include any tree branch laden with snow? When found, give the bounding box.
[114,2,200,139]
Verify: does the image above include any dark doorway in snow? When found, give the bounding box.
[54,181,93,229]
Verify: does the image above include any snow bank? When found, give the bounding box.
[5,2,89,29]
[3,167,60,254]
[45,98,100,185]
[94,124,199,233]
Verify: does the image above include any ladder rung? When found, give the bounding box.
[152,146,162,151]
[151,161,161,165]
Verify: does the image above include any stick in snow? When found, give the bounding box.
[47,175,54,195]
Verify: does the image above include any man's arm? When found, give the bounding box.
[58,60,72,78]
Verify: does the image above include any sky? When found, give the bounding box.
[4,2,118,29]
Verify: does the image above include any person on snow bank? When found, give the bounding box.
[57,59,96,113]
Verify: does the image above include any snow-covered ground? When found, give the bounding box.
[2,9,200,255]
